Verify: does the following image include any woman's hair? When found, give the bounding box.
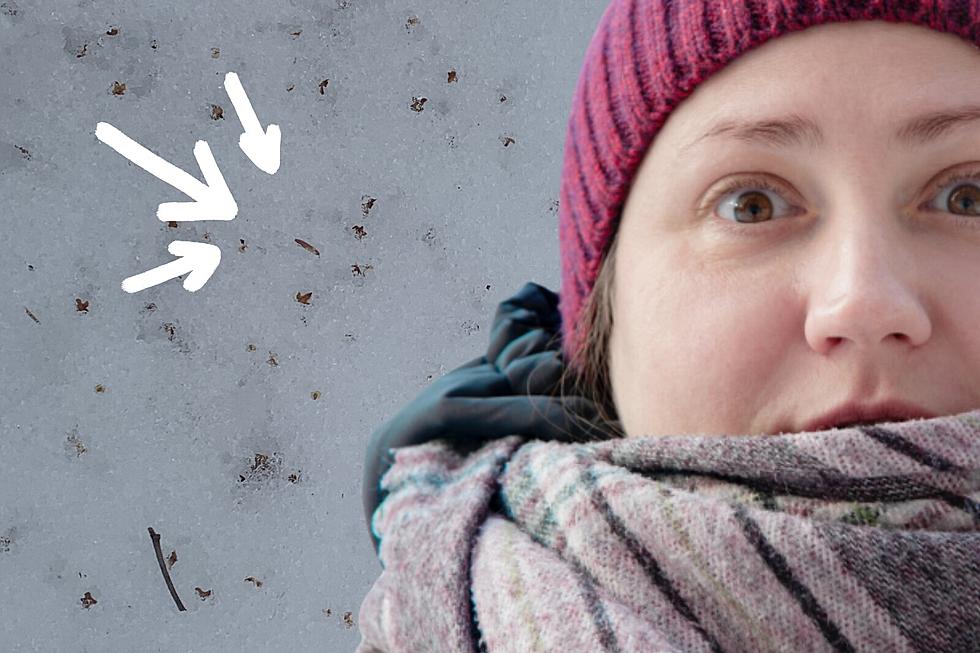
[551,229,626,441]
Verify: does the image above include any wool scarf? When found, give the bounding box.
[356,412,980,652]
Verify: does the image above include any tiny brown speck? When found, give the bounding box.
[318,79,329,94]
[24,307,40,324]
[75,298,89,312]
[252,452,269,471]
[106,26,119,36]
[447,69,457,83]
[81,592,97,608]
[499,94,507,103]
[343,611,354,628]
[286,83,295,92]
[167,221,178,228]
[67,431,86,456]
[405,15,419,29]
[267,352,278,366]
[501,136,516,147]
[166,550,177,568]
[294,238,320,256]
[150,39,158,50]
[296,291,312,305]
[287,471,300,483]
[95,384,105,393]
[323,607,333,617]
[246,343,256,351]
[350,263,373,277]
[195,587,212,599]
[14,145,30,159]
[311,390,320,400]
[361,196,375,216]
[244,576,263,588]
[111,81,127,95]
[409,96,427,112]
[76,43,88,58]
[210,104,224,120]
[239,238,247,252]
[290,29,302,37]
[211,47,220,58]
[352,225,366,240]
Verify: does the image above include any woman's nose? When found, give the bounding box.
[801,219,932,356]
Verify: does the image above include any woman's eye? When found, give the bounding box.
[709,170,980,230]
[927,175,980,216]
[712,180,798,225]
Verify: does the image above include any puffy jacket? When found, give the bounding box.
[361,281,623,555]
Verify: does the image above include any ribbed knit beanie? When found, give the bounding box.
[558,0,980,374]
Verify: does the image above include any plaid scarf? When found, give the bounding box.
[356,413,980,652]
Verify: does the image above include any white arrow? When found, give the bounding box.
[224,72,281,174]
[121,241,221,293]
[95,122,238,221]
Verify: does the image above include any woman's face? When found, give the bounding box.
[609,20,980,437]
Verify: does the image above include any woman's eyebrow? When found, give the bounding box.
[678,104,980,155]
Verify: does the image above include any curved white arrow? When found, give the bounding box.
[95,122,238,221]
[224,72,281,174]
[121,241,221,293]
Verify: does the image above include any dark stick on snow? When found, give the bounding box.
[147,527,186,611]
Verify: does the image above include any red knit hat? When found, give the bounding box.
[558,0,980,373]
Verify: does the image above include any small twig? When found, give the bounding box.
[147,527,185,611]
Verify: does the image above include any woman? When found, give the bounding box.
[358,2,980,651]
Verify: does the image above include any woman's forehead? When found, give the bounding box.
[674,105,980,160]
[659,21,980,155]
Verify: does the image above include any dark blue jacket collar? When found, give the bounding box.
[362,281,622,554]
